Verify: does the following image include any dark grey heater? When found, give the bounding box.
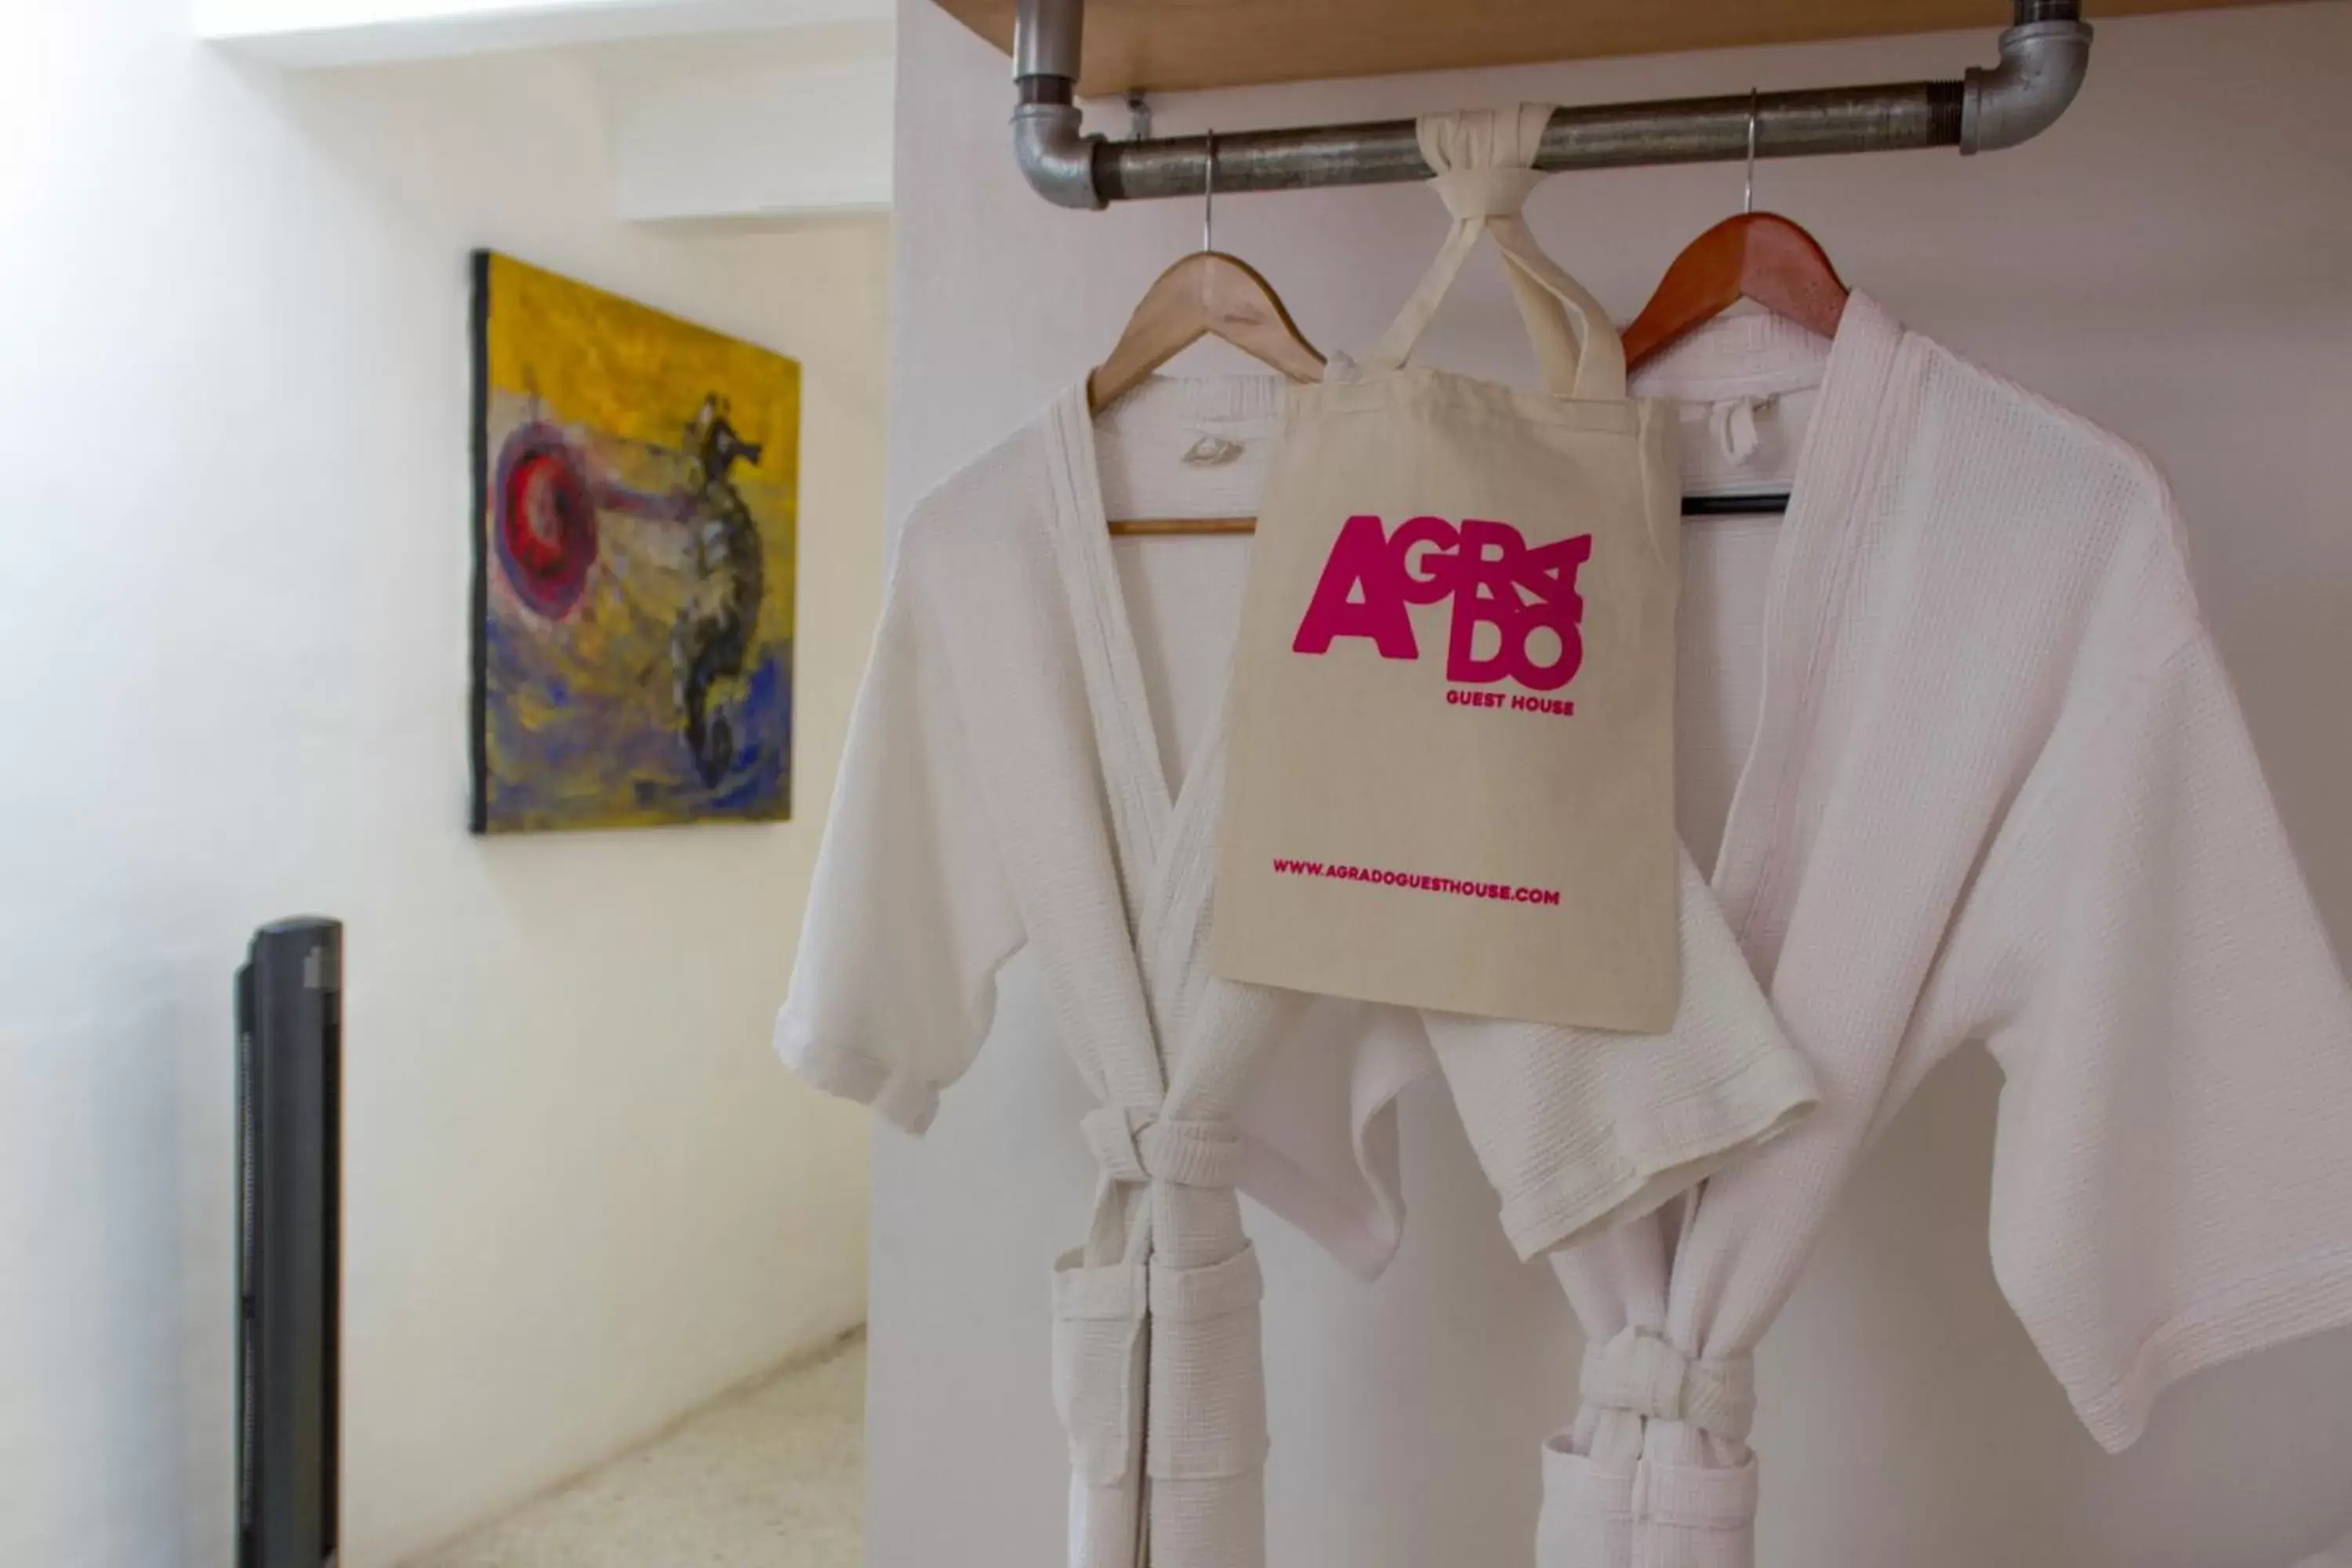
[237,917,343,1568]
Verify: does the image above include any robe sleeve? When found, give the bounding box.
[1956,620,2352,1452]
[771,529,1024,1135]
[1425,843,1819,1260]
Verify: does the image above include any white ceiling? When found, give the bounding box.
[194,0,899,219]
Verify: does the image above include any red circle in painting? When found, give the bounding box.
[495,433,597,618]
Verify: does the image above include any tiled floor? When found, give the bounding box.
[409,1332,866,1567]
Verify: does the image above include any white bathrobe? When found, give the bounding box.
[1494,295,2352,1566]
[775,369,1818,1568]
[779,292,2352,1566]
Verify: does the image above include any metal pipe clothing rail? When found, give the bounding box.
[1011,0,2094,209]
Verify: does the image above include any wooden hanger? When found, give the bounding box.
[1621,211,1848,372]
[1623,96,1849,517]
[1088,251,1325,415]
[1095,133,1324,537]
[1091,252,1323,538]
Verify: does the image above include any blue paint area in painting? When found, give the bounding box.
[707,656,790,812]
[482,612,793,829]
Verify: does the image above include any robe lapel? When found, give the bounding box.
[1031,390,1281,1568]
[1048,390,1178,935]
[1536,297,1909,1567]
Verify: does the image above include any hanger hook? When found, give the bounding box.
[1203,128,1216,253]
[1744,90,1758,215]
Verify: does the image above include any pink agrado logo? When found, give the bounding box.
[1291,515,1593,691]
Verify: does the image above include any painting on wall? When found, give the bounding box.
[469,251,800,833]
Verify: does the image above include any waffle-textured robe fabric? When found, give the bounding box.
[1512,295,2352,1566]
[773,372,1818,1568]
[2297,1529,2352,1568]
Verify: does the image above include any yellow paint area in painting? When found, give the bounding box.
[484,250,802,514]
[485,247,799,677]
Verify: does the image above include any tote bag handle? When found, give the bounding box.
[1363,105,1628,403]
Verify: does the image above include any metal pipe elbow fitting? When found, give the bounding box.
[1962,13,2094,154]
[1012,91,1106,210]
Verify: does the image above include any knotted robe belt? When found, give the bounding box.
[1578,1326,1755,1443]
[1530,1328,1766,1568]
[1052,1105,1269,1568]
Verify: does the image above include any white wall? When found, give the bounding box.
[0,5,888,1566]
[877,4,2352,1566]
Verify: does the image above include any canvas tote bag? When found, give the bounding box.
[1214,105,1681,1032]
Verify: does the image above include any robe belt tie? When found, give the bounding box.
[1580,1327,1756,1443]
[1080,1105,1245,1189]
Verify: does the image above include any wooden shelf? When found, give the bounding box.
[936,0,2259,96]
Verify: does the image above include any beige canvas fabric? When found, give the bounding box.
[1214,105,1683,1031]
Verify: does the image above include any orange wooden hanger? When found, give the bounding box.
[1622,212,1848,371]
[1623,96,1848,373]
[1093,132,1323,537]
